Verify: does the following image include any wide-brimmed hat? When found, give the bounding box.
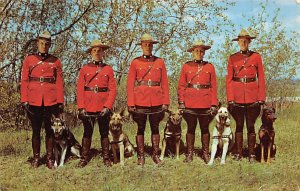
[232,29,256,41]
[187,40,211,52]
[37,31,51,41]
[137,33,159,45]
[86,40,110,53]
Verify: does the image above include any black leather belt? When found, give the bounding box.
[187,83,211,89]
[29,77,56,83]
[84,86,108,92]
[233,77,256,83]
[136,80,161,86]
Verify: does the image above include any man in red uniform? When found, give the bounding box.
[226,29,266,163]
[21,31,64,169]
[127,33,170,166]
[178,40,218,163]
[76,40,117,167]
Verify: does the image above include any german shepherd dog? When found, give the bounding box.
[208,107,233,165]
[108,110,134,166]
[160,109,183,160]
[51,116,81,168]
[258,107,277,163]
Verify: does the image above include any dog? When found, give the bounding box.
[51,115,81,168]
[208,107,233,165]
[160,109,183,160]
[108,110,134,166]
[258,107,277,163]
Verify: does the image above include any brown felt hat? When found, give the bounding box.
[86,40,110,53]
[187,40,211,52]
[136,33,159,45]
[232,29,256,41]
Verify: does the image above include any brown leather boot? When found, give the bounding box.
[233,132,243,161]
[151,134,162,164]
[136,135,145,166]
[31,137,40,168]
[201,134,210,164]
[248,133,256,163]
[184,133,195,163]
[45,137,55,169]
[101,137,112,167]
[77,138,91,168]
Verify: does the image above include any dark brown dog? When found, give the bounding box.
[258,107,277,163]
[160,109,183,160]
[108,110,134,166]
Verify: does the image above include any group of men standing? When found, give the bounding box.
[20,29,265,169]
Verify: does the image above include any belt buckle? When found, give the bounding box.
[94,87,99,93]
[39,77,44,82]
[195,84,200,90]
[147,80,151,87]
[241,77,247,83]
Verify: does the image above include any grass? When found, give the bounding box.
[1,104,300,191]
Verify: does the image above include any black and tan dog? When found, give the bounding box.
[160,109,183,160]
[108,110,134,166]
[258,107,277,163]
[51,116,81,168]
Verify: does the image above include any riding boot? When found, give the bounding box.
[184,133,195,163]
[151,134,162,164]
[234,132,243,161]
[201,133,210,164]
[136,135,145,166]
[248,133,256,163]
[45,137,55,169]
[77,137,91,168]
[101,137,112,167]
[31,137,41,168]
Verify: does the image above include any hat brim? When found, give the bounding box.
[37,37,51,41]
[86,45,110,53]
[137,40,159,45]
[187,45,211,52]
[232,36,256,41]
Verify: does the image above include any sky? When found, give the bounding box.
[211,0,300,78]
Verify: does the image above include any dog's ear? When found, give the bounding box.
[218,101,222,109]
[51,114,56,121]
[120,108,125,117]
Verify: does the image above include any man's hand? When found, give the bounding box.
[21,102,29,110]
[100,107,110,117]
[209,105,218,116]
[228,101,235,112]
[128,106,136,113]
[162,104,168,111]
[78,108,87,120]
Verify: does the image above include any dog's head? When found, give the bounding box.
[215,107,230,127]
[51,115,66,138]
[262,107,276,124]
[166,109,182,125]
[109,110,124,132]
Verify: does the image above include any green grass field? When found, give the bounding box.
[1,104,300,191]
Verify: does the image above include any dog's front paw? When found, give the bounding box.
[220,160,226,165]
[207,161,213,166]
[54,161,58,168]
[120,161,125,166]
[58,164,64,168]
[159,156,164,161]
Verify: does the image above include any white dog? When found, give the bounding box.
[208,107,233,165]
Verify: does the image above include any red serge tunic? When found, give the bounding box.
[77,63,116,112]
[126,56,170,107]
[226,51,266,104]
[21,54,64,106]
[177,61,218,108]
